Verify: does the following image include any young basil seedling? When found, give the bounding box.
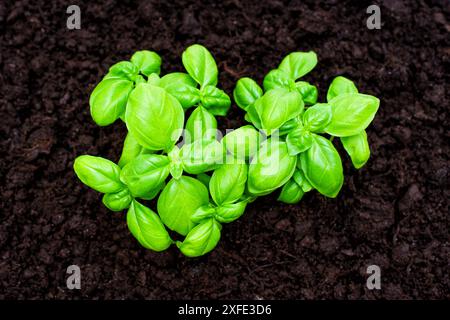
[75,46,380,258]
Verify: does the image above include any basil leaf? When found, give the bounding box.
[200,85,231,116]
[277,179,304,204]
[215,201,247,223]
[278,51,317,80]
[295,81,318,105]
[278,116,301,136]
[180,139,224,174]
[185,106,218,143]
[130,50,162,76]
[102,188,132,211]
[125,83,184,151]
[302,103,332,133]
[233,77,263,111]
[325,93,380,137]
[292,167,313,192]
[182,44,218,87]
[210,162,248,205]
[146,73,160,86]
[263,69,295,91]
[248,139,297,196]
[127,200,172,251]
[191,204,216,224]
[157,176,209,236]
[89,78,133,126]
[327,76,358,102]
[74,155,124,193]
[245,99,263,129]
[341,130,370,169]
[120,154,170,200]
[222,125,263,160]
[176,218,221,257]
[257,88,303,135]
[159,72,200,109]
[104,61,139,81]
[118,132,154,168]
[286,128,313,156]
[300,135,343,198]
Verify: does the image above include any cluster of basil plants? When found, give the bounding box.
[74,45,379,257]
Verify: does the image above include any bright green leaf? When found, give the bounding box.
[102,188,132,211]
[295,81,318,105]
[341,130,370,169]
[159,72,200,109]
[325,93,380,137]
[89,78,133,126]
[215,201,247,223]
[74,155,124,193]
[176,218,221,257]
[222,125,263,160]
[327,76,358,102]
[125,83,184,151]
[300,135,343,198]
[157,176,209,236]
[182,44,218,87]
[200,85,231,116]
[263,69,295,91]
[277,179,304,204]
[120,154,170,200]
[185,106,218,143]
[180,139,224,174]
[130,50,162,76]
[302,103,332,133]
[127,200,172,251]
[233,77,263,111]
[278,51,318,80]
[210,162,248,205]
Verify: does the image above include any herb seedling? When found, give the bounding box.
[75,45,380,257]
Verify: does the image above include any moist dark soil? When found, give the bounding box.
[0,0,449,299]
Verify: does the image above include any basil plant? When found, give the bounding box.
[75,46,380,258]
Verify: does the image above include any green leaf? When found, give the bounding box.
[278,116,301,136]
[125,83,184,151]
[200,85,231,116]
[130,50,162,76]
[292,167,313,192]
[210,162,247,205]
[233,77,263,111]
[176,218,221,257]
[157,176,209,236]
[302,103,332,133]
[120,154,170,200]
[74,155,124,193]
[180,139,224,174]
[215,201,247,223]
[286,128,313,156]
[257,88,304,135]
[300,135,343,198]
[159,72,200,109]
[327,76,358,102]
[127,200,172,251]
[102,188,132,211]
[222,125,263,160]
[325,93,380,137]
[182,44,218,87]
[146,73,160,86]
[89,78,133,126]
[185,106,218,143]
[248,139,297,196]
[277,179,304,204]
[263,69,295,91]
[191,204,216,224]
[341,130,370,169]
[278,51,318,80]
[245,99,263,129]
[104,61,139,81]
[118,132,154,168]
[295,81,318,105]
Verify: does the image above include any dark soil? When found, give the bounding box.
[0,0,449,299]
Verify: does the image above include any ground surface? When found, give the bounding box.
[0,0,449,299]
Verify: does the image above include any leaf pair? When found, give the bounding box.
[180,45,231,116]
[277,167,313,204]
[73,155,132,211]
[90,51,162,126]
